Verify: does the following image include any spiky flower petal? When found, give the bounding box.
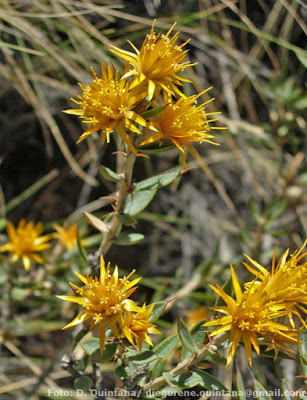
[57,256,159,352]
[0,220,51,270]
[64,62,154,153]
[121,304,161,352]
[141,91,218,167]
[52,223,85,251]
[204,265,302,365]
[111,21,195,100]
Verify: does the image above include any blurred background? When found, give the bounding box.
[0,0,306,398]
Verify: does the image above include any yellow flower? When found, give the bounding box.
[121,304,161,352]
[64,62,154,153]
[111,21,195,100]
[243,242,307,328]
[52,223,85,251]
[185,306,209,326]
[57,256,142,352]
[204,266,300,365]
[0,220,51,270]
[141,92,218,167]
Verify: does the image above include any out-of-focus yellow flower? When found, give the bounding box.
[185,306,209,326]
[57,256,145,352]
[204,266,300,365]
[64,62,155,153]
[121,304,161,352]
[0,220,51,270]
[52,223,85,251]
[141,92,218,167]
[111,21,195,100]
[243,242,307,327]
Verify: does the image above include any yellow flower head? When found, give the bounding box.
[52,223,85,251]
[57,256,142,352]
[141,91,218,167]
[243,242,307,328]
[0,220,51,270]
[121,304,161,352]
[64,62,153,153]
[111,21,195,100]
[204,266,301,365]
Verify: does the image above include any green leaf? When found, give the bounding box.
[114,365,130,379]
[193,370,227,391]
[265,199,288,221]
[128,350,158,365]
[72,329,88,350]
[204,349,226,365]
[76,355,89,372]
[253,379,272,400]
[153,333,179,360]
[163,372,199,389]
[178,318,195,354]
[300,329,307,375]
[74,375,93,390]
[124,171,181,216]
[182,319,207,360]
[124,188,157,216]
[236,370,247,400]
[116,214,136,226]
[76,229,87,262]
[81,338,117,362]
[0,218,7,231]
[281,379,292,400]
[141,104,166,118]
[295,51,307,69]
[135,171,180,191]
[113,232,144,246]
[148,301,167,322]
[215,274,233,307]
[99,165,124,183]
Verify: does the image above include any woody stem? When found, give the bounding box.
[99,148,136,256]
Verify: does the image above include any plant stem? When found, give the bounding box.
[99,150,136,256]
[142,332,229,391]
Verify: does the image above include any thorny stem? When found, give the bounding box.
[142,332,229,391]
[98,148,136,256]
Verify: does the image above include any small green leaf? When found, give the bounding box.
[128,350,158,365]
[99,166,124,183]
[114,365,130,379]
[163,372,199,389]
[148,301,167,322]
[76,229,87,262]
[141,104,166,118]
[0,218,7,231]
[81,338,117,362]
[281,379,292,400]
[124,188,157,216]
[72,329,88,350]
[193,370,227,391]
[253,379,272,400]
[135,171,180,191]
[74,375,93,390]
[178,318,195,354]
[113,232,144,246]
[116,214,136,226]
[300,329,307,375]
[204,349,227,365]
[265,199,288,221]
[154,333,179,360]
[236,370,247,400]
[182,319,207,360]
[76,355,89,372]
[295,51,307,69]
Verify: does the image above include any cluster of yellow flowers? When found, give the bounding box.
[57,256,160,352]
[65,21,220,167]
[204,243,307,365]
[0,220,81,270]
